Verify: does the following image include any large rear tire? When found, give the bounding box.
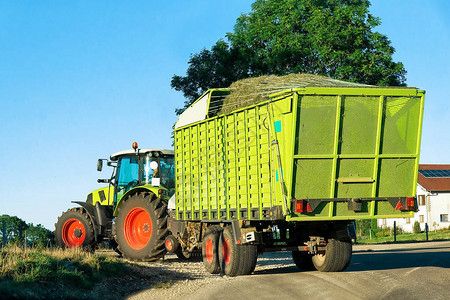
[55,207,96,250]
[312,239,352,272]
[115,191,169,261]
[202,225,222,274]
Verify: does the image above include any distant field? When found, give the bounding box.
[357,229,450,244]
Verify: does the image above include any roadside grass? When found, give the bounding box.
[356,229,450,244]
[0,245,126,299]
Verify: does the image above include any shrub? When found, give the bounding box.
[413,221,421,234]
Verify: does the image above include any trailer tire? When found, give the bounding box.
[312,239,352,272]
[202,225,222,274]
[55,207,96,250]
[292,251,315,271]
[115,191,169,261]
[218,226,244,277]
[239,244,258,275]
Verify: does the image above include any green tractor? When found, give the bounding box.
[55,143,176,261]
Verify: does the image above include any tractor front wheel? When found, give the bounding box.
[115,191,169,261]
[55,207,96,250]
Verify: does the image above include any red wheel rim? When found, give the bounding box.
[222,238,231,265]
[124,207,152,250]
[206,238,213,264]
[62,218,85,247]
[166,239,173,251]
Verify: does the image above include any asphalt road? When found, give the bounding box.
[189,241,450,300]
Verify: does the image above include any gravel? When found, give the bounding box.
[126,251,297,300]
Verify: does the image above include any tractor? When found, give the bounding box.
[54,143,180,260]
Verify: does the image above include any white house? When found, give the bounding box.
[378,164,450,232]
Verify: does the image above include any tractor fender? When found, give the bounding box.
[72,201,101,241]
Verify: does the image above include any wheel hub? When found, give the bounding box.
[62,218,86,247]
[74,228,83,238]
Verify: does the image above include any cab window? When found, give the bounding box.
[116,156,139,200]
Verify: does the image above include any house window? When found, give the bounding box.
[405,218,410,224]
[419,215,424,223]
[441,214,449,222]
[418,195,426,206]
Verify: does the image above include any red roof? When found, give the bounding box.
[418,164,450,192]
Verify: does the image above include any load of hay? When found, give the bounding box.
[218,73,370,115]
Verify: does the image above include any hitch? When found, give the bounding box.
[304,236,327,255]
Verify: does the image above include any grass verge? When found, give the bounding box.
[357,229,450,244]
[0,245,125,299]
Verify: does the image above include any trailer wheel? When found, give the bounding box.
[218,226,240,276]
[239,243,258,275]
[115,191,169,261]
[202,226,222,274]
[312,239,352,272]
[55,207,96,250]
[292,251,314,271]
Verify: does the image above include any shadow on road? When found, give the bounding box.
[349,247,450,271]
[252,243,450,275]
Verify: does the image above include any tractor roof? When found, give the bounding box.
[110,149,174,161]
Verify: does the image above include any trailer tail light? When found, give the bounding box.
[406,197,415,210]
[295,200,312,213]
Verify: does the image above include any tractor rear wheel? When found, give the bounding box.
[202,225,222,274]
[115,191,169,261]
[55,207,96,250]
[311,239,352,272]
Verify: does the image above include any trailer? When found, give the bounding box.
[170,75,424,275]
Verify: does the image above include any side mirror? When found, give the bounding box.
[97,178,111,183]
[97,159,104,171]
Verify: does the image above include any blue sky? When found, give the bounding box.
[1,1,449,230]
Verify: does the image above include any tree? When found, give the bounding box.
[172,0,406,114]
[0,214,28,243]
[0,215,54,247]
[26,224,54,247]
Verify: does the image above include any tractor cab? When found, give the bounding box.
[94,144,175,206]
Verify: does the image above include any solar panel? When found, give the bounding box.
[419,169,450,178]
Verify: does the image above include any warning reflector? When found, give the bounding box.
[395,200,404,210]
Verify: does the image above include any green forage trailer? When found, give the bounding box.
[171,74,425,276]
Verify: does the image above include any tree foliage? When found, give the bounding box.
[172,0,406,114]
[0,214,54,247]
